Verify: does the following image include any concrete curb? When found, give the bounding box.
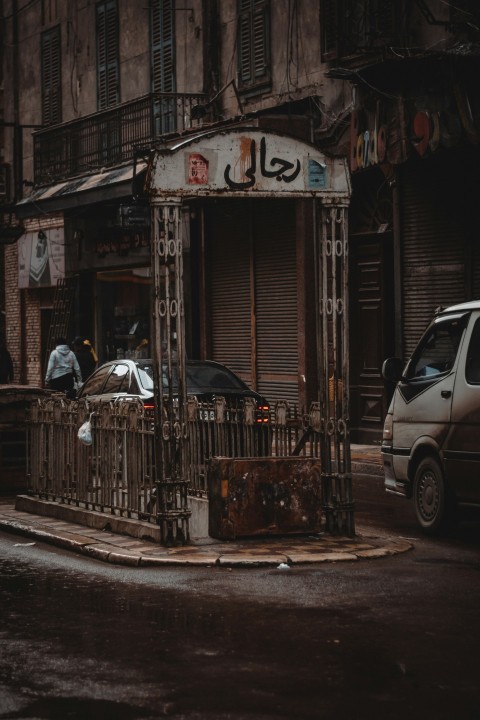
[0,504,413,567]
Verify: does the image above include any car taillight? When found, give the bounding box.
[256,404,270,423]
[143,402,155,411]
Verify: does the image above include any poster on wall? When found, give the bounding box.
[18,228,65,288]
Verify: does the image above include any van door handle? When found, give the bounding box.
[441,390,452,399]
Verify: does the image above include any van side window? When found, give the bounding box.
[465,319,480,384]
[407,316,466,380]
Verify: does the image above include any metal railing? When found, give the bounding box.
[26,395,324,523]
[27,395,355,537]
[33,92,207,185]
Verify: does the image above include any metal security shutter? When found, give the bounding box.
[254,200,297,405]
[209,202,253,386]
[400,160,466,359]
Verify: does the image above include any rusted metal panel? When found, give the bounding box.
[208,457,322,540]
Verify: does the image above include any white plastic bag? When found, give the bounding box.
[78,415,93,446]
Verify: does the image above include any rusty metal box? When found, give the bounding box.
[208,457,322,540]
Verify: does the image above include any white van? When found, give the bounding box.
[382,300,480,533]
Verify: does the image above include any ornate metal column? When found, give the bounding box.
[151,200,191,545]
[317,199,355,536]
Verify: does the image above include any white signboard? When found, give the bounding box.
[149,128,350,198]
[18,227,65,288]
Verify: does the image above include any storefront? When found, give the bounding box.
[14,162,150,383]
[148,127,351,411]
[347,62,480,442]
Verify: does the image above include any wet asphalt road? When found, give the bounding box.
[0,489,479,720]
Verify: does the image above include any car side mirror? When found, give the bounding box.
[382,357,405,383]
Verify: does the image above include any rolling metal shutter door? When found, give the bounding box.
[254,201,298,405]
[208,200,298,405]
[209,202,253,386]
[400,161,466,359]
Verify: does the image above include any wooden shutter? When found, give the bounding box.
[238,0,270,89]
[41,26,61,126]
[151,0,175,93]
[97,0,119,109]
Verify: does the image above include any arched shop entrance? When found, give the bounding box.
[146,128,352,544]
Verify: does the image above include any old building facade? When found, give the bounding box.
[1,0,480,443]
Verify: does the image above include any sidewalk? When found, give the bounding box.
[0,445,411,567]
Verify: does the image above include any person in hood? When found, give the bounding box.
[45,337,82,393]
[73,336,96,383]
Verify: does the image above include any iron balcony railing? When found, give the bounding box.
[33,92,207,186]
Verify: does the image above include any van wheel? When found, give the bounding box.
[413,456,449,534]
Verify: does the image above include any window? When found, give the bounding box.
[237,0,271,92]
[41,26,62,125]
[466,319,480,384]
[96,0,119,109]
[103,364,130,393]
[407,314,468,381]
[151,0,176,134]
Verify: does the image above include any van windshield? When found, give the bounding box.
[407,313,468,380]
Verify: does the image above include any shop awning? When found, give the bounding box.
[16,161,148,218]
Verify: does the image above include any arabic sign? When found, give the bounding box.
[148,129,350,198]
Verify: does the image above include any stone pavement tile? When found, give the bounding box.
[82,544,112,562]
[218,553,290,567]
[354,548,393,559]
[1,510,46,523]
[106,550,142,567]
[140,552,221,566]
[387,539,414,554]
[287,551,359,564]
[6,521,95,551]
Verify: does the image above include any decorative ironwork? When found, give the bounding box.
[317,202,355,536]
[33,92,206,185]
[26,395,355,536]
[151,202,191,545]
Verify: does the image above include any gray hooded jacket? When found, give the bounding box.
[45,344,82,384]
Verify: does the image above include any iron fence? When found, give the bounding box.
[26,395,322,523]
[33,92,207,185]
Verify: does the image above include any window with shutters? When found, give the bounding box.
[96,0,119,110]
[151,0,176,134]
[237,0,271,93]
[41,26,61,126]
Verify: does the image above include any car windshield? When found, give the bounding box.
[186,364,247,392]
[407,313,468,380]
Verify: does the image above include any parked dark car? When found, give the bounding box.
[76,358,270,421]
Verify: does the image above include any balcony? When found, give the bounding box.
[33,92,207,186]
